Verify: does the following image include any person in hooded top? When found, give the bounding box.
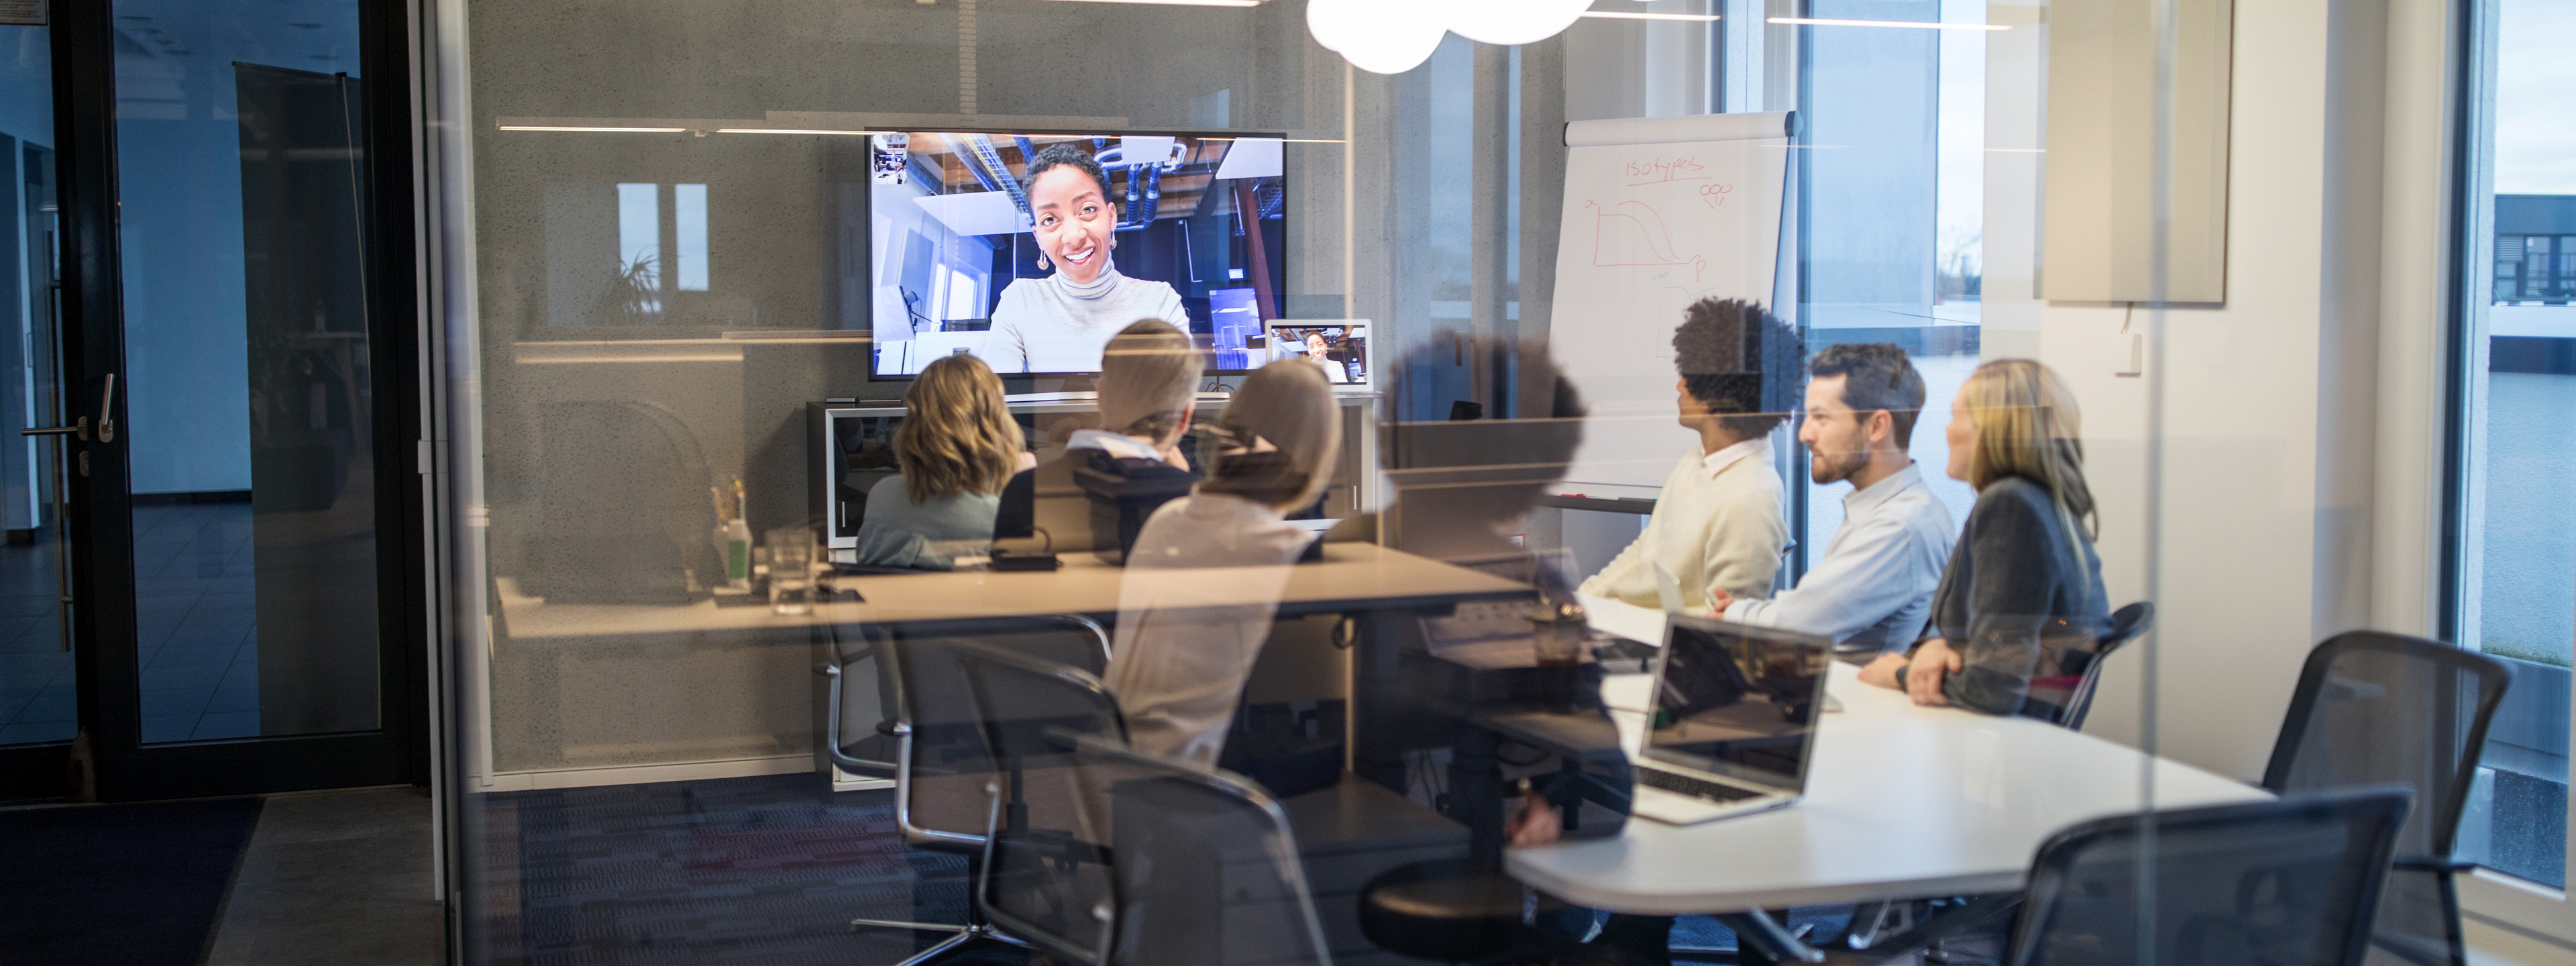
[1102,360,1341,765]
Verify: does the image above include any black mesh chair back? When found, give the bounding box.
[2260,631,2512,966]
[2056,601,2152,731]
[947,642,1130,965]
[873,615,1114,850]
[2009,788,2412,966]
[1061,734,1335,966]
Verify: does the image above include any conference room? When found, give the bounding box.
[392,1,2571,965]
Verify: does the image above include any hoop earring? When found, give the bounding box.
[1037,254,1051,271]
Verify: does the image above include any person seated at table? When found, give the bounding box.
[1884,358,2110,715]
[1578,297,1800,612]
[851,354,1036,570]
[1707,343,1957,672]
[994,318,1203,563]
[1104,360,1341,765]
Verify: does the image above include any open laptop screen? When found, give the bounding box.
[1643,616,1833,790]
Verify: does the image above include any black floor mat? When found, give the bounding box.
[0,796,264,966]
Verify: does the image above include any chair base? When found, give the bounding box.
[850,916,1034,966]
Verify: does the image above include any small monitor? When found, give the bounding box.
[1261,320,1371,389]
[863,130,1289,379]
[1644,616,1833,792]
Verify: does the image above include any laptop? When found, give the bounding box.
[1628,614,1835,825]
[1261,319,1373,392]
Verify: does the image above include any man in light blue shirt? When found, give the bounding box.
[1711,343,1955,680]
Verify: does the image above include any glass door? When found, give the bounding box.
[47,0,422,800]
[0,14,76,801]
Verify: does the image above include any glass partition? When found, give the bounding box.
[417,0,2513,962]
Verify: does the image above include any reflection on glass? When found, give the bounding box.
[116,0,379,743]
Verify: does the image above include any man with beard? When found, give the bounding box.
[1711,343,1955,685]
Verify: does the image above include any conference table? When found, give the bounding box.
[496,541,1529,641]
[1507,599,2273,918]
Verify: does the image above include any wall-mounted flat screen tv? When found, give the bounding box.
[865,131,1288,378]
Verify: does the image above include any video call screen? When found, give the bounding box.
[865,131,1289,378]
[1644,623,1830,788]
[1260,323,1366,385]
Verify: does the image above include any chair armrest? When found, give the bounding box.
[2390,853,2478,873]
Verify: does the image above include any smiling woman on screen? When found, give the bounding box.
[983,144,1189,374]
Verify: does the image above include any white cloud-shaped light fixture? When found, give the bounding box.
[1307,0,1593,74]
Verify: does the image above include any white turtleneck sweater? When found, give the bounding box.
[982,259,1189,374]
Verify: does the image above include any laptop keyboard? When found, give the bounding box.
[1636,766,1768,804]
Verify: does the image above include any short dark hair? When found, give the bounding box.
[1673,298,1803,439]
[1809,342,1926,447]
[1021,143,1114,204]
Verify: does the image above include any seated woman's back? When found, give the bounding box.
[853,354,1026,570]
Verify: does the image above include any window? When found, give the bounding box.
[2455,0,2573,897]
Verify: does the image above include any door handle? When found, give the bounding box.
[21,375,114,441]
[20,418,85,439]
[96,373,115,443]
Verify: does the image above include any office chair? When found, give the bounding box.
[2017,601,2154,729]
[2057,601,2152,731]
[949,641,1130,965]
[816,615,1114,965]
[2261,631,2513,966]
[1824,788,2413,966]
[1057,732,1338,966]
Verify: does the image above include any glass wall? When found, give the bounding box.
[417,0,2529,962]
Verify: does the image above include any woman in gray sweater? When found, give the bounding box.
[1885,358,2111,716]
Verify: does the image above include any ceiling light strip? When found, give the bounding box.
[1766,17,2010,30]
[498,125,688,133]
[714,128,873,136]
[1580,11,1722,21]
[1022,0,1259,6]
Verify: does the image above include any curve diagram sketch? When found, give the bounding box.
[1588,199,1708,282]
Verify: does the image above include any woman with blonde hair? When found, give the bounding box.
[1872,358,2110,715]
[994,318,1205,562]
[1106,360,1342,764]
[851,354,1035,570]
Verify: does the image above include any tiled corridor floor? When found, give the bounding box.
[131,501,260,743]
[0,500,260,747]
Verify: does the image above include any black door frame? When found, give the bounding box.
[36,0,429,802]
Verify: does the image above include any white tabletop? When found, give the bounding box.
[1505,661,2272,915]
